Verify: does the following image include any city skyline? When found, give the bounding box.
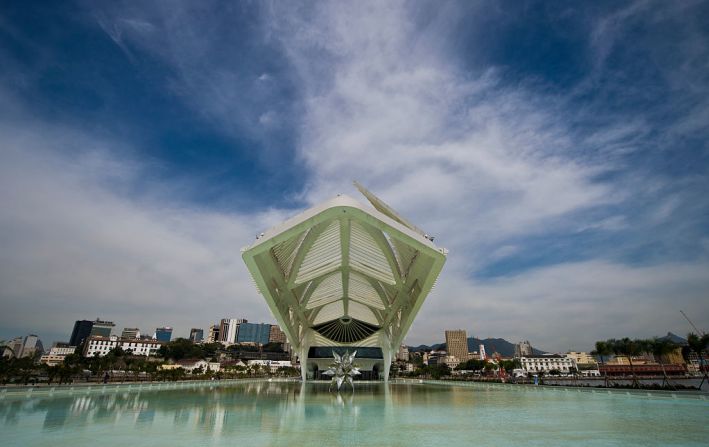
[1,2,708,352]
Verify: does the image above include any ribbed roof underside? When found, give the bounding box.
[270,217,407,331]
[242,194,446,349]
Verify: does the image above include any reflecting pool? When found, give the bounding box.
[2,381,708,446]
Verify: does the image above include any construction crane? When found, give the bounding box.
[680,310,705,336]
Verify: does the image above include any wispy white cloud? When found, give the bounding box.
[0,94,286,341]
[262,2,707,348]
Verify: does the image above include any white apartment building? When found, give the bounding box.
[84,336,162,357]
[247,360,293,373]
[520,354,576,374]
[160,359,221,373]
[50,345,77,356]
[40,344,78,366]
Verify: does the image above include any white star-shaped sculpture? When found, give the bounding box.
[323,350,361,392]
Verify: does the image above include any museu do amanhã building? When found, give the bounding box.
[242,183,447,381]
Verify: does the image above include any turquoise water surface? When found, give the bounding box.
[1,380,707,446]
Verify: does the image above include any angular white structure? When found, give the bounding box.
[242,184,446,381]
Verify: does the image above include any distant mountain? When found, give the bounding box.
[408,337,546,357]
[409,343,445,352]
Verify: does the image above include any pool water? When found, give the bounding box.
[1,381,707,446]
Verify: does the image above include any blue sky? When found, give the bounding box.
[1,1,707,352]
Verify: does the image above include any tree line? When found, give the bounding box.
[0,338,294,385]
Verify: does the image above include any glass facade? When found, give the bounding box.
[155,327,173,342]
[236,323,271,344]
[69,320,93,346]
[189,328,203,343]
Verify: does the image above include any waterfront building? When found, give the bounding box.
[19,334,44,359]
[443,355,461,369]
[207,324,220,343]
[479,344,487,360]
[2,336,24,358]
[189,328,204,343]
[445,330,469,362]
[566,351,597,366]
[514,340,533,358]
[154,327,173,342]
[599,363,687,377]
[520,354,575,374]
[399,362,415,372]
[219,318,243,344]
[247,359,293,374]
[40,343,77,366]
[83,335,162,357]
[69,320,94,346]
[269,325,287,344]
[160,359,220,373]
[121,328,141,339]
[396,344,409,362]
[89,319,115,338]
[237,322,271,345]
[48,342,76,355]
[242,185,446,381]
[425,351,448,366]
[607,354,655,365]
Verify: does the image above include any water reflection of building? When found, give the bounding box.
[28,381,398,442]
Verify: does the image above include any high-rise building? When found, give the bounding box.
[514,340,533,358]
[20,334,44,359]
[207,324,220,343]
[121,328,141,339]
[219,318,246,344]
[236,322,271,345]
[445,329,468,362]
[154,327,173,342]
[218,319,230,343]
[268,325,287,344]
[89,319,115,338]
[69,320,95,346]
[189,328,204,343]
[479,344,487,360]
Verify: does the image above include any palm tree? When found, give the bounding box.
[649,338,676,390]
[612,338,642,388]
[593,340,613,387]
[687,333,709,389]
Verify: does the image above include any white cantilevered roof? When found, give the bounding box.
[241,189,446,350]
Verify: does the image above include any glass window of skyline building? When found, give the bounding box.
[236,323,271,345]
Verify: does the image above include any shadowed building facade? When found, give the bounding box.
[242,185,446,381]
[445,330,469,362]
